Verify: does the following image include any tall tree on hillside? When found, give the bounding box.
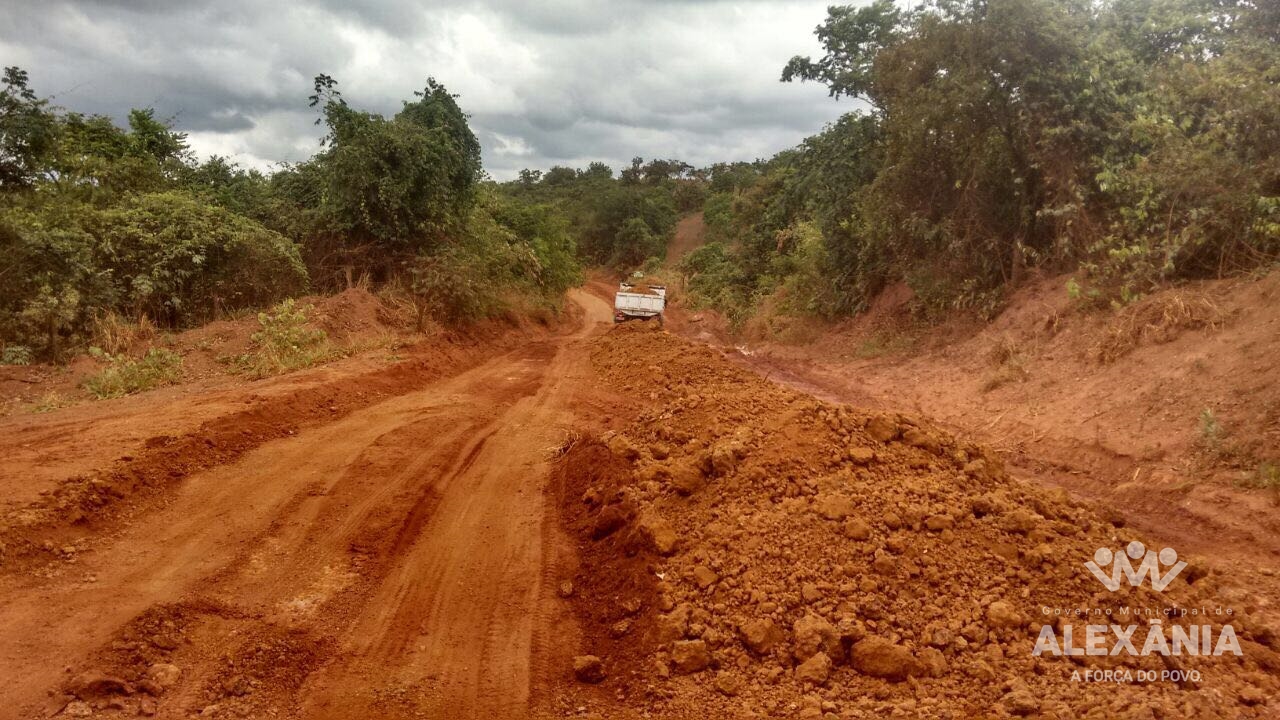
[306,75,482,277]
[781,0,903,106]
[0,67,55,189]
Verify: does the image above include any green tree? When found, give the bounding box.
[306,75,483,279]
[0,67,56,189]
[781,0,903,104]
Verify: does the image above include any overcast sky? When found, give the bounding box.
[1,0,859,180]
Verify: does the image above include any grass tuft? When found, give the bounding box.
[83,347,184,399]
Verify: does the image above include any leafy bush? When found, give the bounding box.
[1,345,32,365]
[679,242,757,327]
[679,0,1279,329]
[0,192,308,357]
[83,347,184,398]
[406,191,582,326]
[241,299,331,377]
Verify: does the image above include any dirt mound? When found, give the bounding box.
[623,284,662,297]
[311,286,412,340]
[554,323,1277,718]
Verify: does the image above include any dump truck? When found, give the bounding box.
[614,281,666,325]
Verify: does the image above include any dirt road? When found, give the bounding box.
[0,289,615,719]
[4,275,1277,719]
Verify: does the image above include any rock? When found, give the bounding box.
[69,671,133,699]
[902,428,940,453]
[986,601,1024,629]
[671,639,711,674]
[692,565,719,589]
[843,518,872,540]
[998,508,1043,535]
[924,514,954,532]
[63,701,93,717]
[795,652,832,685]
[649,443,671,460]
[801,583,823,603]
[865,415,900,443]
[739,618,784,655]
[847,446,876,464]
[635,514,679,555]
[138,698,157,716]
[609,618,632,638]
[572,655,606,683]
[926,625,954,648]
[145,663,182,693]
[1239,685,1266,706]
[969,494,999,517]
[1002,688,1040,716]
[792,614,840,661]
[590,504,630,539]
[851,637,919,681]
[709,440,745,476]
[149,634,179,651]
[655,604,692,643]
[918,647,948,677]
[670,466,706,495]
[557,580,575,598]
[222,675,252,697]
[714,671,742,696]
[871,553,897,575]
[608,435,640,461]
[815,493,856,521]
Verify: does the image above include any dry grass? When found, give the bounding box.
[376,277,433,333]
[90,311,157,356]
[1091,291,1227,363]
[981,334,1030,392]
[83,348,184,399]
[28,390,73,413]
[547,429,583,460]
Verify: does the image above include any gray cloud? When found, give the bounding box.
[1,0,858,179]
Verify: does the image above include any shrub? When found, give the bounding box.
[83,347,184,398]
[242,299,331,376]
[410,237,522,325]
[90,311,157,356]
[1,345,32,365]
[0,193,309,357]
[29,390,71,414]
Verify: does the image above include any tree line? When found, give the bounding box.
[0,71,582,360]
[3,0,1275,359]
[680,0,1279,324]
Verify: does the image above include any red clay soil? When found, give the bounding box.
[1,273,1277,719]
[699,272,1280,573]
[0,289,621,719]
[554,323,1279,719]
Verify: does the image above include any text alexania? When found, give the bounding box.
[1033,623,1241,657]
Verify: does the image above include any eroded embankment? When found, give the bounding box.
[552,323,1278,719]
